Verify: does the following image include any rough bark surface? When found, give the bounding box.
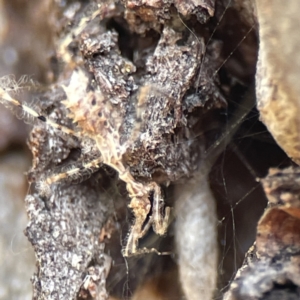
[224,168,300,300]
[255,0,300,165]
[6,0,300,299]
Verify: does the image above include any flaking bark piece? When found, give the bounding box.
[24,182,110,300]
[26,82,103,187]
[255,0,300,165]
[123,0,215,33]
[79,261,112,299]
[175,0,215,22]
[262,167,300,208]
[80,18,225,182]
[224,167,300,300]
[126,27,204,180]
[80,29,137,105]
[25,78,111,299]
[184,40,227,112]
[26,86,86,184]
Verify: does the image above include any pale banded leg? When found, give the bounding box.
[0,89,78,136]
[37,157,103,196]
[122,181,171,257]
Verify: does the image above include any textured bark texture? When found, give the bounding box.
[255,0,300,164]
[4,0,300,299]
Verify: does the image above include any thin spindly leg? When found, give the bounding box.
[123,214,170,257]
[37,157,103,196]
[123,181,171,256]
[122,215,153,257]
[150,182,170,236]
